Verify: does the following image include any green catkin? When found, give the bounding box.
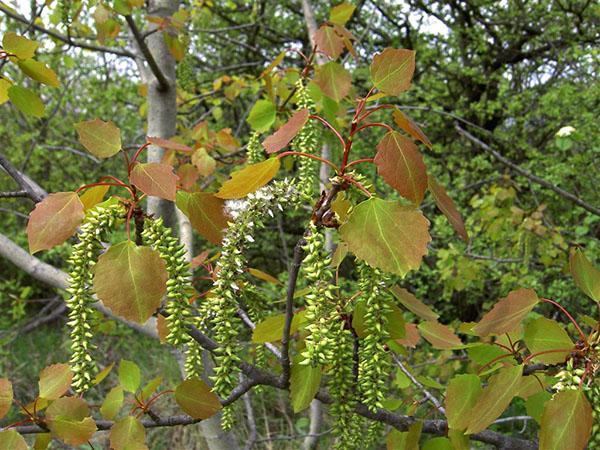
[292,78,319,198]
[66,203,123,393]
[246,131,264,164]
[140,217,204,378]
[328,325,362,449]
[357,262,392,413]
[300,222,337,366]
[208,180,301,429]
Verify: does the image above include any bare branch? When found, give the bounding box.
[0,190,29,198]
[124,15,170,92]
[0,5,135,59]
[0,153,47,203]
[392,354,446,415]
[455,124,600,216]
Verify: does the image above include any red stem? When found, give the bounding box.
[477,352,515,374]
[353,122,394,135]
[345,158,374,169]
[309,114,346,150]
[129,142,151,171]
[354,86,377,121]
[340,174,371,197]
[278,151,340,173]
[75,181,123,194]
[522,348,574,365]
[541,298,587,343]
[357,104,395,123]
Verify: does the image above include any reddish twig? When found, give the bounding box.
[278,151,340,173]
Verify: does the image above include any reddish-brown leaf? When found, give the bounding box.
[374,131,427,204]
[392,109,432,149]
[130,162,178,201]
[395,323,420,348]
[539,389,593,450]
[418,321,462,349]
[147,136,192,153]
[473,288,539,337]
[176,191,228,245]
[314,25,344,59]
[175,378,222,419]
[428,176,469,242]
[0,378,12,419]
[262,109,309,154]
[38,363,72,400]
[390,286,439,321]
[370,48,415,96]
[27,192,85,254]
[314,62,352,103]
[177,163,199,190]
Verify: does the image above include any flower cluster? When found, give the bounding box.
[207,180,301,429]
[293,78,320,198]
[66,203,124,393]
[299,222,337,366]
[357,262,392,412]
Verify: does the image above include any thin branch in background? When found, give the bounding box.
[0,153,47,203]
[124,15,170,91]
[0,191,29,198]
[455,123,600,216]
[392,355,446,415]
[242,385,258,450]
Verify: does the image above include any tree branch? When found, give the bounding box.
[0,190,29,199]
[455,124,600,216]
[392,355,446,415]
[0,153,47,203]
[124,15,170,92]
[0,5,135,59]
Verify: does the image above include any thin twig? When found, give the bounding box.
[392,355,446,415]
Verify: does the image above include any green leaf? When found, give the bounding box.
[140,376,163,402]
[33,433,52,450]
[569,248,600,302]
[18,59,60,87]
[386,421,422,449]
[79,185,110,211]
[0,430,28,450]
[247,99,276,132]
[216,157,280,199]
[38,363,72,400]
[473,288,539,337]
[8,85,45,117]
[445,374,481,430]
[74,118,122,159]
[339,198,431,276]
[110,416,148,450]
[387,304,406,339]
[314,62,352,102]
[370,48,415,96]
[329,2,356,25]
[119,360,141,393]
[46,397,97,446]
[539,389,592,450]
[92,362,115,386]
[252,311,306,343]
[418,321,462,349]
[192,148,216,177]
[175,378,222,419]
[422,437,453,450]
[390,285,439,321]
[93,242,167,323]
[374,131,428,204]
[176,191,228,245]
[130,162,178,201]
[525,390,551,424]
[263,109,309,153]
[0,378,13,419]
[428,176,469,242]
[464,365,523,434]
[524,317,573,364]
[0,78,11,105]
[290,359,322,412]
[100,386,124,420]
[467,343,508,367]
[27,192,85,254]
[3,32,39,59]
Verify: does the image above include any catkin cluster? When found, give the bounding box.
[66,203,124,393]
[207,180,301,429]
[246,130,265,164]
[357,262,392,412]
[292,78,320,198]
[300,222,337,366]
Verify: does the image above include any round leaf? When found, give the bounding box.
[262,109,309,154]
[38,363,72,400]
[175,378,222,419]
[0,430,28,450]
[18,59,60,87]
[290,360,322,413]
[110,416,148,450]
[46,397,97,446]
[130,162,178,201]
[539,389,592,450]
[339,198,431,276]
[0,378,13,419]
[370,48,415,96]
[27,192,85,254]
[8,85,44,117]
[74,118,122,159]
[247,99,276,132]
[3,32,39,59]
[524,317,573,364]
[569,248,600,302]
[314,62,352,102]
[93,241,167,323]
[176,191,228,245]
[472,288,539,337]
